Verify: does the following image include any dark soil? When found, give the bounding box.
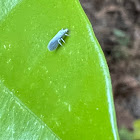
[80,0,140,130]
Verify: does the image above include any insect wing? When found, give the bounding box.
[48,38,59,51]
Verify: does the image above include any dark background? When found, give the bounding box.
[80,0,140,136]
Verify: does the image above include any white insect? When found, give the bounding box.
[47,28,69,51]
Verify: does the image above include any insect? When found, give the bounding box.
[47,28,69,51]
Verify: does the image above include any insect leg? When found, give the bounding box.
[61,38,65,43]
[65,34,69,36]
[58,39,62,46]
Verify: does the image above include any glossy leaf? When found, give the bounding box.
[0,81,60,139]
[0,0,119,139]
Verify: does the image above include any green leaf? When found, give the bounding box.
[0,81,60,139]
[0,0,119,139]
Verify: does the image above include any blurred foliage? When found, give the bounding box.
[119,127,133,140]
[112,29,130,59]
[133,119,140,140]
[119,120,140,140]
[113,29,130,46]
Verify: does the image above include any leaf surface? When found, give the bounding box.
[0,0,119,139]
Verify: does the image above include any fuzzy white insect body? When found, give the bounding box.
[47,28,69,51]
